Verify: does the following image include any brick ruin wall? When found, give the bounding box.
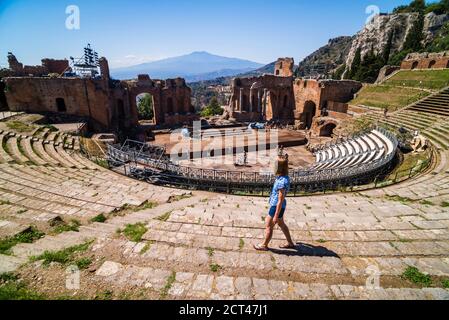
[274,58,295,77]
[3,77,119,131]
[293,79,361,128]
[401,51,449,70]
[123,75,197,127]
[227,75,361,129]
[7,53,70,77]
[227,75,295,123]
[2,73,196,132]
[1,53,196,132]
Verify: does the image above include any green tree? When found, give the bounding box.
[137,94,154,120]
[348,48,362,79]
[382,31,395,64]
[403,13,425,52]
[332,64,346,80]
[200,97,223,117]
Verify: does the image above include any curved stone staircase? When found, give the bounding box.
[0,120,448,299]
[0,125,190,279]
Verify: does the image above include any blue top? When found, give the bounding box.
[269,176,290,208]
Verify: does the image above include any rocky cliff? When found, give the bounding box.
[298,12,449,78]
[345,12,449,68]
[296,36,354,78]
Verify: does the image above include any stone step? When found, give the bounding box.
[0,219,31,238]
[56,147,87,169]
[0,254,27,274]
[6,136,29,164]
[11,231,95,260]
[0,134,13,163]
[20,137,47,166]
[33,140,60,166]
[93,260,449,300]
[44,143,75,168]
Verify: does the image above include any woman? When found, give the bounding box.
[254,155,295,251]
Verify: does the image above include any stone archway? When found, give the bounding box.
[0,81,8,111]
[320,123,337,137]
[429,60,436,69]
[56,98,67,112]
[136,93,156,122]
[302,101,316,129]
[411,61,419,70]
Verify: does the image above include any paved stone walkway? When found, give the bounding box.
[0,121,448,299]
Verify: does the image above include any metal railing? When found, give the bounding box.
[106,127,400,193]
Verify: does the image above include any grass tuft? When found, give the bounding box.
[52,220,81,234]
[239,239,245,250]
[402,266,432,287]
[30,241,93,267]
[155,211,172,222]
[90,214,107,223]
[0,281,45,300]
[160,271,176,299]
[122,223,148,242]
[210,264,222,273]
[0,227,45,255]
[206,247,215,257]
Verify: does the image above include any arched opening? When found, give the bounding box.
[166,97,174,114]
[411,61,419,70]
[0,82,8,111]
[136,93,155,122]
[320,123,337,137]
[56,98,67,112]
[283,95,288,108]
[429,60,436,69]
[302,101,316,129]
[446,60,449,69]
[275,70,280,76]
[117,99,125,119]
[242,95,249,112]
[252,94,257,111]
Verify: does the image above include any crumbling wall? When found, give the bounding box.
[0,81,8,111]
[319,80,362,109]
[293,79,361,129]
[274,58,295,77]
[124,75,196,127]
[42,59,70,75]
[7,52,70,77]
[401,51,449,70]
[227,74,295,122]
[3,77,119,131]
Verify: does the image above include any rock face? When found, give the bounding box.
[296,36,354,78]
[298,12,449,79]
[345,12,449,69]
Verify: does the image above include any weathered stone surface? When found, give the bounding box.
[96,261,123,277]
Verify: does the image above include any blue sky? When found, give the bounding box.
[0,0,412,68]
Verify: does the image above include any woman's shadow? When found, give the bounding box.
[269,242,340,258]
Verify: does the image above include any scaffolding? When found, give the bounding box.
[68,44,100,78]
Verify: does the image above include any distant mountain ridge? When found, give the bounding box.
[110,51,264,81]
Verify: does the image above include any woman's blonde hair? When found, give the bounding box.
[273,155,289,176]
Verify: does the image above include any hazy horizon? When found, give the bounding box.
[0,0,411,69]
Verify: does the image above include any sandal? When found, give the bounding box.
[254,244,269,251]
[279,243,295,249]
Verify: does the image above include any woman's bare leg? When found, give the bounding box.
[262,216,274,247]
[278,218,294,246]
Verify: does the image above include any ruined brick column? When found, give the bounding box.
[239,88,243,112]
[262,89,268,117]
[249,88,254,113]
[99,57,110,81]
[257,90,262,113]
